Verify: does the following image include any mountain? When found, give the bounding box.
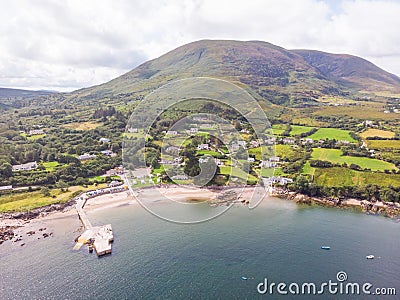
[0,87,56,99]
[292,50,400,92]
[0,87,58,109]
[71,40,400,106]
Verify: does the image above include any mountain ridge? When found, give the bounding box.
[71,40,400,106]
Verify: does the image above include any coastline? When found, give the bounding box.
[2,184,400,247]
[0,190,137,247]
[269,187,400,220]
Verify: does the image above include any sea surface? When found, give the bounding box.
[1,197,399,299]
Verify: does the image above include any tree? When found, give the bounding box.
[295,175,310,195]
[41,187,51,197]
[0,162,12,178]
[56,180,69,191]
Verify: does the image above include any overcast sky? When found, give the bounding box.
[1,0,400,92]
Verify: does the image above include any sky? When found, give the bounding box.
[1,0,400,92]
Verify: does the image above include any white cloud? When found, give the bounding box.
[0,0,400,91]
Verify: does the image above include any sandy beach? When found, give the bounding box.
[0,190,139,248]
[0,185,273,249]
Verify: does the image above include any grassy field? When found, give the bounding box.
[219,166,258,183]
[308,128,356,142]
[196,150,223,158]
[313,104,400,120]
[248,144,303,161]
[366,139,400,149]
[272,124,287,135]
[21,133,46,140]
[42,161,59,171]
[88,175,121,182]
[311,148,396,171]
[0,184,107,213]
[276,144,305,161]
[292,117,328,127]
[289,125,315,136]
[359,129,395,139]
[314,167,400,187]
[121,132,143,138]
[301,161,316,176]
[63,121,102,131]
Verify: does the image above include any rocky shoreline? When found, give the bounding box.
[0,198,75,221]
[270,187,400,219]
[2,185,399,246]
[0,200,75,245]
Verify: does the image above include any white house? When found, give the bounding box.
[99,137,110,143]
[282,138,295,144]
[172,174,189,180]
[174,157,183,163]
[249,140,260,148]
[12,161,38,172]
[264,137,277,145]
[166,130,178,135]
[28,129,45,135]
[247,157,255,162]
[78,153,96,161]
[259,160,276,168]
[0,185,12,191]
[101,150,116,157]
[263,176,293,185]
[159,159,174,165]
[108,180,122,187]
[199,157,208,164]
[215,158,224,166]
[190,127,198,134]
[127,127,138,133]
[197,144,210,150]
[301,138,313,145]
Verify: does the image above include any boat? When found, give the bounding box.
[241,276,248,280]
[366,255,374,259]
[321,246,331,250]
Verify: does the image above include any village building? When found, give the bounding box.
[166,130,178,135]
[165,146,180,154]
[171,174,189,180]
[197,143,210,150]
[12,161,38,172]
[263,176,293,185]
[28,129,45,135]
[108,180,122,187]
[0,185,13,191]
[282,138,295,144]
[99,137,110,143]
[249,140,260,148]
[264,137,277,145]
[127,127,138,133]
[101,150,116,157]
[301,138,313,145]
[174,157,183,163]
[78,153,96,161]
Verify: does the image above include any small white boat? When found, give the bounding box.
[366,255,375,259]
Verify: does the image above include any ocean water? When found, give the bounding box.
[1,197,399,299]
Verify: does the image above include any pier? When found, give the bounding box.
[73,187,122,257]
